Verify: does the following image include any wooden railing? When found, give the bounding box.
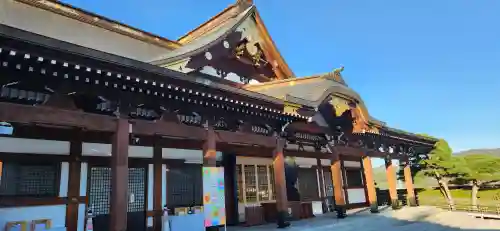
[428,203,500,218]
[376,188,500,219]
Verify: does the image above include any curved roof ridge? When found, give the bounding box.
[243,70,350,90]
[177,4,241,44]
[243,75,322,89]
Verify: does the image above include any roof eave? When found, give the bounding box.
[253,10,295,78]
[14,0,181,49]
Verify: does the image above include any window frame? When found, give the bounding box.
[0,159,62,198]
[237,164,276,204]
[344,168,364,188]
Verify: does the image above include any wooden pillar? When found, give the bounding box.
[273,138,290,228]
[152,139,163,231]
[384,157,399,209]
[362,156,378,213]
[203,127,217,166]
[110,119,129,231]
[315,158,327,213]
[66,129,83,231]
[222,153,238,225]
[330,153,346,218]
[403,158,417,206]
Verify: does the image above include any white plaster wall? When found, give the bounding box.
[77,204,86,231]
[82,143,154,158]
[0,0,171,61]
[0,137,70,155]
[162,164,167,207]
[237,157,330,167]
[295,157,331,167]
[0,205,67,230]
[236,156,272,165]
[347,188,367,204]
[59,162,69,198]
[80,163,88,197]
[162,148,222,163]
[343,160,362,168]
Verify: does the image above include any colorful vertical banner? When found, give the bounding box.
[202,167,226,227]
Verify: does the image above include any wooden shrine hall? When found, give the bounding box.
[0,0,437,231]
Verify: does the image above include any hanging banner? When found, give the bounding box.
[202,167,226,227]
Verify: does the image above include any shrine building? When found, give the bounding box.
[0,0,436,231]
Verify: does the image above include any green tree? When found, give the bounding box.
[397,133,437,186]
[453,154,500,208]
[416,139,461,209]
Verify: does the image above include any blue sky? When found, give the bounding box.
[63,0,499,154]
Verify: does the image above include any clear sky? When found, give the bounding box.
[63,0,499,154]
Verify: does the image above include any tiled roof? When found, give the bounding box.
[244,75,385,126]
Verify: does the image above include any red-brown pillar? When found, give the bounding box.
[152,138,163,231]
[110,119,129,231]
[362,156,379,213]
[403,158,417,206]
[203,127,217,166]
[385,157,399,209]
[273,138,290,228]
[331,153,346,218]
[66,129,83,231]
[316,158,327,213]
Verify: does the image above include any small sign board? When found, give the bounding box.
[202,167,226,227]
[0,122,13,135]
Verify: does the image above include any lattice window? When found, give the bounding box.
[236,164,243,203]
[257,166,270,201]
[244,165,257,203]
[269,165,276,200]
[88,167,111,216]
[167,164,203,208]
[128,168,146,212]
[88,167,147,216]
[0,161,59,197]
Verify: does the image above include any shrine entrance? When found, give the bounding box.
[87,166,148,231]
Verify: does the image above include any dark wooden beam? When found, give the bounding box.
[0,102,115,131]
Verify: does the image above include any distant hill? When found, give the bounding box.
[372,148,500,189]
[454,148,500,157]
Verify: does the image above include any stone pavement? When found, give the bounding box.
[229,206,500,231]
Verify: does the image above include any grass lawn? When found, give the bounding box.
[418,188,500,207]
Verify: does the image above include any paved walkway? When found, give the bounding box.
[229,206,500,231]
